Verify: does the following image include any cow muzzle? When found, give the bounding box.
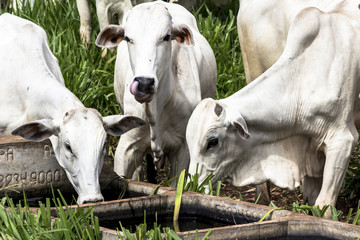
[130,77,155,103]
[77,193,104,205]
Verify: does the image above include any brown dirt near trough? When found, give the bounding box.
[218,182,358,223]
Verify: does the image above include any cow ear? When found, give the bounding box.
[11,119,59,142]
[172,24,194,46]
[233,116,250,140]
[96,25,125,48]
[214,103,223,117]
[103,115,147,136]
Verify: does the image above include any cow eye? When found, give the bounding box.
[65,142,73,155]
[163,34,171,41]
[110,37,117,44]
[206,138,218,150]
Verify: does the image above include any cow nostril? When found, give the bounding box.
[149,78,155,86]
[134,77,155,93]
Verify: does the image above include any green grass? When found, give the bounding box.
[193,1,246,98]
[3,0,360,226]
[0,192,101,239]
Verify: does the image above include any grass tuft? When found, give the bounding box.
[0,193,101,239]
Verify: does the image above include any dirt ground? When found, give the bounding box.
[218,182,358,223]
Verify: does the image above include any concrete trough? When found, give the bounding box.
[0,136,171,204]
[94,192,360,240]
[0,136,71,198]
[85,192,288,240]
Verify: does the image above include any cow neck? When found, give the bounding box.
[144,68,174,157]
[28,77,84,121]
[225,66,298,139]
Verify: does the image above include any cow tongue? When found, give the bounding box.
[130,81,139,96]
[130,80,153,102]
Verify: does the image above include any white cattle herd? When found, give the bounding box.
[0,0,359,214]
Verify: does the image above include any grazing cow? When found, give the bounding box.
[187,1,360,213]
[96,1,217,184]
[0,13,145,204]
[76,0,152,44]
[237,0,349,205]
[237,0,340,83]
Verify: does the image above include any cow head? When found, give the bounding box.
[186,98,250,186]
[11,108,146,204]
[96,3,194,103]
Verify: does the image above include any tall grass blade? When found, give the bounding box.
[216,181,222,197]
[173,170,186,225]
[259,208,278,222]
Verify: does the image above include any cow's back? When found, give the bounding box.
[0,13,64,85]
[0,14,65,135]
[237,0,341,83]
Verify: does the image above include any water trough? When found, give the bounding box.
[92,191,360,240]
[1,135,360,240]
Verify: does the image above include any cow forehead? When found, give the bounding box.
[125,3,172,36]
[188,99,220,143]
[62,108,104,132]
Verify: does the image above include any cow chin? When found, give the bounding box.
[77,193,104,205]
[134,93,154,103]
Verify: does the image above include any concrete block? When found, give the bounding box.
[0,136,72,198]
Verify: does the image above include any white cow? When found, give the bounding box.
[187,1,360,213]
[76,0,152,44]
[0,13,145,204]
[237,0,341,83]
[237,0,350,205]
[96,1,217,184]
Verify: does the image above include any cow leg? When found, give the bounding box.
[315,126,358,217]
[302,176,322,205]
[76,0,92,43]
[114,126,150,180]
[255,181,271,205]
[169,144,190,187]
